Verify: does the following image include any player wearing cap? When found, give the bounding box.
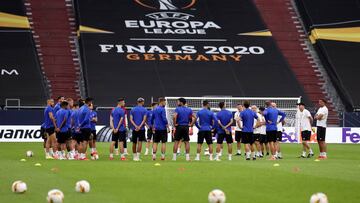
[314,99,328,159]
[194,100,216,161]
[173,98,195,161]
[145,102,158,156]
[234,104,243,156]
[295,102,314,158]
[215,102,234,161]
[130,97,148,161]
[151,98,169,160]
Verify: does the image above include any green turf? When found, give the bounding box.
[0,142,359,203]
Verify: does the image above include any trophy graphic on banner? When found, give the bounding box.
[158,0,177,10]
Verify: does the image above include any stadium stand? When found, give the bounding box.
[0,0,47,106]
[294,0,360,112]
[254,0,340,125]
[24,0,81,99]
[74,0,311,108]
[5,0,360,126]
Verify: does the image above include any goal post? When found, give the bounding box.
[164,96,301,128]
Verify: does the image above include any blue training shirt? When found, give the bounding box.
[152,106,168,130]
[53,102,61,116]
[66,109,72,130]
[111,107,126,131]
[196,108,216,131]
[175,106,193,126]
[56,108,69,132]
[130,105,148,130]
[71,109,79,132]
[263,107,286,131]
[146,110,154,127]
[44,105,54,129]
[240,108,258,133]
[90,110,97,131]
[216,109,233,134]
[78,105,91,129]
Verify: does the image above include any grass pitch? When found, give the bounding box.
[0,143,359,203]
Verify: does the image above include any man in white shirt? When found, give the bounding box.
[295,102,314,158]
[234,104,243,156]
[251,105,266,158]
[314,99,328,159]
[258,107,269,156]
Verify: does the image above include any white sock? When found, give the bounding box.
[302,151,306,156]
[196,153,200,159]
[237,150,241,154]
[186,153,190,160]
[110,153,113,158]
[210,154,213,160]
[177,148,180,153]
[278,152,282,157]
[323,152,327,156]
[145,148,149,153]
[309,149,313,154]
[173,153,177,160]
[124,148,127,153]
[246,152,251,159]
[228,154,232,158]
[137,152,140,159]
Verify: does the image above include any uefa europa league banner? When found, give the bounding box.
[75,0,308,106]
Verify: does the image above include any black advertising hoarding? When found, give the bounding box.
[0,0,47,106]
[76,0,308,106]
[0,32,47,106]
[295,0,360,111]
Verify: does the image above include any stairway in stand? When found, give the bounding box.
[254,0,339,126]
[24,0,81,99]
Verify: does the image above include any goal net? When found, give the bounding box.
[164,96,301,128]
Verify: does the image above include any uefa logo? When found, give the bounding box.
[135,0,196,10]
